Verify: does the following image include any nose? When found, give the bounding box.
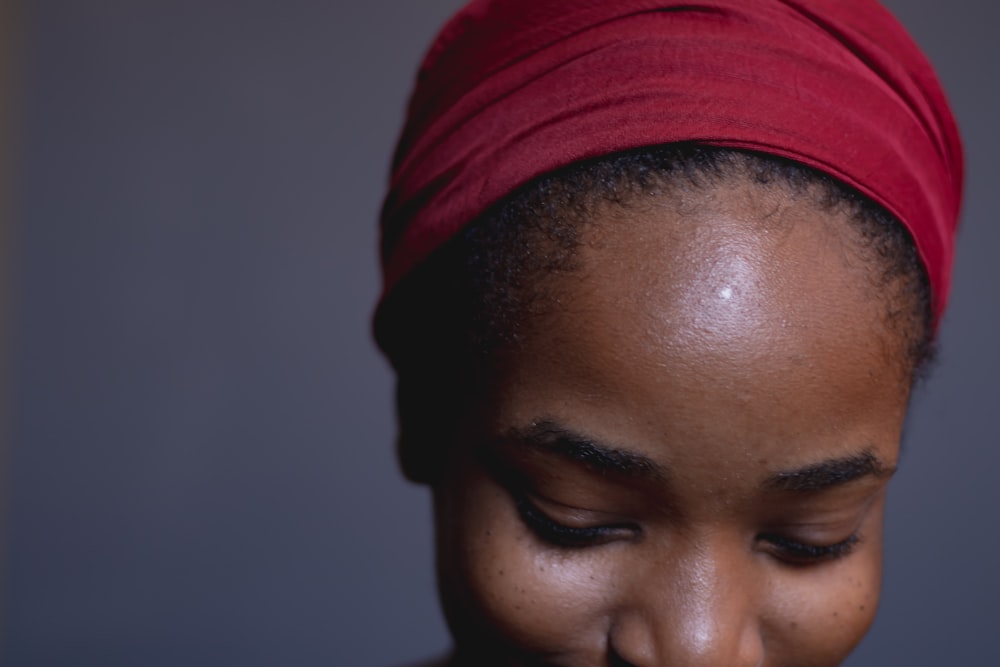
[608,537,765,667]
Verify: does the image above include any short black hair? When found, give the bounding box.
[377,144,934,482]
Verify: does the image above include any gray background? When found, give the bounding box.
[6,1,997,665]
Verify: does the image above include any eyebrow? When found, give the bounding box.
[502,420,665,480]
[503,420,895,492]
[763,450,895,493]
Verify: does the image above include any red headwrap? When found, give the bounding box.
[378,0,963,335]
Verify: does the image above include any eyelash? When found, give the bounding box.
[513,494,636,548]
[514,494,860,563]
[758,532,860,564]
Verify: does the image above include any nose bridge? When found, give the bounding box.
[611,533,764,667]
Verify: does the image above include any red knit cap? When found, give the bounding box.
[378,0,963,337]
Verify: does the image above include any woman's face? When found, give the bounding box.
[433,183,913,667]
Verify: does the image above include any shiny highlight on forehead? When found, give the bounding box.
[466,148,931,386]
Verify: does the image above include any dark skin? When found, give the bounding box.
[430,179,915,666]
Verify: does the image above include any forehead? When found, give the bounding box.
[572,184,882,356]
[489,185,909,472]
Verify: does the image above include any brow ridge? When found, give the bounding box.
[503,421,892,493]
[764,449,894,493]
[504,420,664,480]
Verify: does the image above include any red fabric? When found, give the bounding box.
[378,0,963,327]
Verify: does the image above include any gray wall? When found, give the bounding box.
[6,1,997,665]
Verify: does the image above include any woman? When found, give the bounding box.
[374,1,963,665]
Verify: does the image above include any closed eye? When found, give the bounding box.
[757,532,861,565]
[513,494,638,548]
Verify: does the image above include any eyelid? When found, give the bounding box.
[515,483,863,561]
[756,491,878,564]
[513,493,639,548]
[757,532,861,565]
[480,444,644,548]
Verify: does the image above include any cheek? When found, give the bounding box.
[437,467,616,657]
[767,507,885,664]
